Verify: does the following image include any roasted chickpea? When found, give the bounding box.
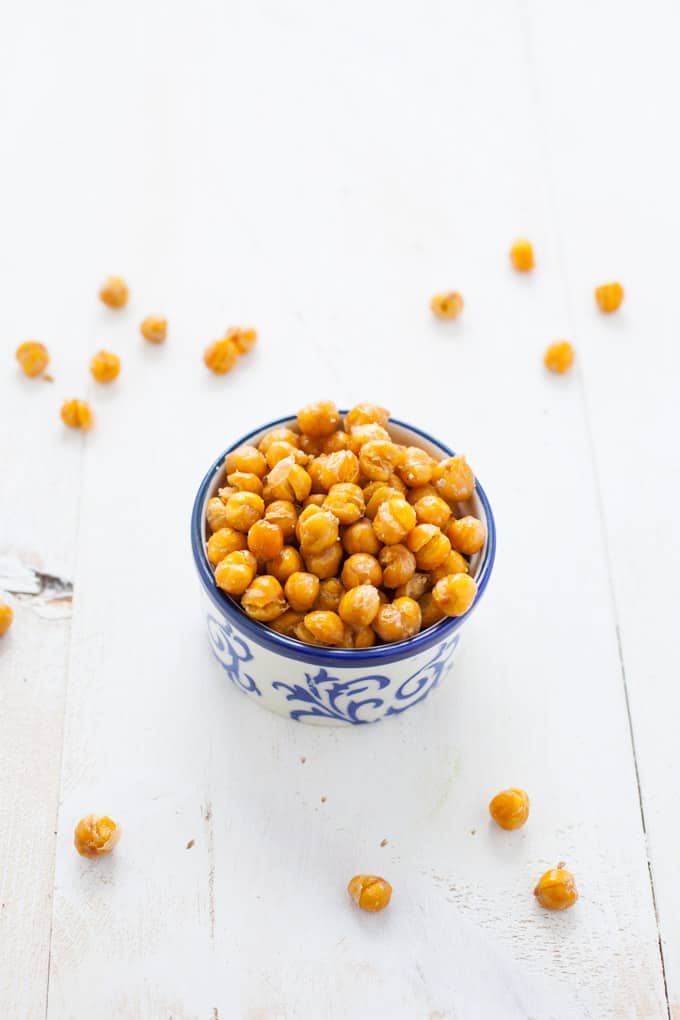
[266,441,307,469]
[345,402,390,432]
[406,524,451,570]
[395,572,431,600]
[298,434,323,457]
[16,341,49,377]
[99,276,128,308]
[298,509,339,554]
[60,400,93,430]
[270,610,305,637]
[258,427,299,454]
[489,788,530,831]
[303,493,327,508]
[224,326,257,353]
[534,865,578,911]
[303,610,345,646]
[509,239,534,272]
[338,584,381,629]
[379,544,416,588]
[204,337,240,374]
[206,497,230,533]
[74,814,121,857]
[297,400,340,437]
[285,571,321,612]
[241,575,287,622]
[364,483,400,519]
[0,602,14,636]
[544,340,575,374]
[430,549,469,583]
[341,553,382,590]
[595,282,624,314]
[406,483,438,505]
[386,473,407,495]
[324,483,365,525]
[432,456,475,503]
[413,493,452,528]
[342,517,381,556]
[304,542,343,579]
[224,491,265,532]
[214,550,258,596]
[140,315,167,343]
[374,597,421,642]
[430,291,463,320]
[207,527,247,565]
[90,350,120,383]
[359,440,405,482]
[419,591,445,629]
[373,496,417,545]
[354,625,376,648]
[347,422,391,454]
[265,457,312,503]
[227,471,264,495]
[446,516,485,556]
[266,545,304,584]
[348,874,392,912]
[217,486,236,503]
[248,520,284,561]
[315,578,345,611]
[398,447,433,487]
[225,445,267,478]
[432,573,477,616]
[320,430,351,454]
[264,500,298,540]
[309,450,360,491]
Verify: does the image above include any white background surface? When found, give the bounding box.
[1,1,679,1017]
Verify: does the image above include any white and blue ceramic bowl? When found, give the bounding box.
[191,414,496,726]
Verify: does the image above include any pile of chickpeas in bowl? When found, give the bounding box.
[204,401,486,648]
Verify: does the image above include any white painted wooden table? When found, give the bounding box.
[1,2,679,1017]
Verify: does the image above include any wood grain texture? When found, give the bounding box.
[0,0,675,1017]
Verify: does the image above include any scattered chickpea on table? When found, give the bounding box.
[430,291,464,320]
[595,281,624,313]
[90,350,121,383]
[140,315,168,343]
[489,787,530,830]
[98,275,129,309]
[348,874,392,912]
[73,814,121,858]
[60,399,94,430]
[544,340,575,375]
[534,864,578,911]
[204,327,257,374]
[509,238,535,272]
[16,341,49,378]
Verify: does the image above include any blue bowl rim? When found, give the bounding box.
[190,412,496,667]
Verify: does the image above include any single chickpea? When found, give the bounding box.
[226,471,264,496]
[544,340,574,375]
[295,503,323,542]
[309,450,360,491]
[206,497,230,532]
[419,591,445,629]
[99,276,129,309]
[226,445,267,478]
[595,282,624,314]
[264,500,298,540]
[247,520,284,561]
[398,447,433,488]
[406,483,438,504]
[386,473,407,495]
[446,516,486,556]
[338,584,381,629]
[489,788,530,831]
[379,544,416,588]
[432,573,477,616]
[214,550,258,596]
[413,493,452,528]
[364,483,400,519]
[266,457,312,502]
[373,597,422,642]
[0,602,14,636]
[298,434,323,457]
[315,578,345,612]
[241,575,287,622]
[259,427,299,454]
[395,572,431,600]
[304,542,343,579]
[74,814,121,857]
[266,441,307,469]
[297,400,340,437]
[285,572,321,612]
[303,610,345,646]
[270,610,305,637]
[224,491,265,532]
[534,865,578,911]
[204,337,240,374]
[359,440,405,482]
[90,350,120,383]
[298,509,339,555]
[406,524,451,570]
[324,483,365,525]
[345,402,390,432]
[207,527,247,565]
[348,874,392,912]
[217,486,236,503]
[266,545,304,584]
[224,326,257,353]
[342,517,381,556]
[373,496,417,544]
[430,291,463,320]
[303,493,327,508]
[430,549,469,583]
[140,315,167,343]
[432,455,476,503]
[341,553,382,590]
[60,400,93,430]
[293,621,318,644]
[320,430,351,454]
[509,239,535,272]
[348,422,391,454]
[354,625,376,648]
[15,341,49,377]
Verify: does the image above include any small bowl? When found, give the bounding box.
[191,414,496,726]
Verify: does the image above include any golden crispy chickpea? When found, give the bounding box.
[379,544,416,588]
[264,500,298,540]
[295,504,323,540]
[373,496,417,545]
[266,441,307,469]
[60,399,93,430]
[214,550,258,596]
[204,337,240,374]
[266,545,304,584]
[419,591,445,629]
[0,602,14,636]
[373,597,422,643]
[360,440,405,482]
[386,473,407,495]
[297,400,340,437]
[217,486,236,503]
[324,483,365,525]
[90,350,120,383]
[544,340,574,374]
[241,575,287,622]
[509,238,534,272]
[304,542,343,579]
[446,516,485,556]
[347,422,391,454]
[206,497,230,532]
[595,282,624,314]
[348,874,392,912]
[270,610,305,637]
[407,483,438,505]
[265,457,312,502]
[298,434,323,458]
[16,341,49,377]
[315,578,345,612]
[413,492,452,528]
[207,527,247,565]
[227,471,264,496]
[226,445,267,478]
[395,572,431,600]
[432,456,475,503]
[298,509,339,554]
[140,315,167,343]
[293,621,318,644]
[364,483,400,519]
[430,291,463,320]
[338,584,381,629]
[247,520,284,562]
[341,553,382,590]
[303,610,345,646]
[320,430,351,454]
[342,517,381,556]
[74,814,121,857]
[534,865,578,911]
[99,276,128,309]
[430,549,469,583]
[224,326,257,353]
[397,447,433,488]
[259,427,299,454]
[285,571,320,612]
[224,491,265,532]
[406,524,451,571]
[489,788,530,831]
[354,625,376,648]
[345,402,390,432]
[303,493,327,508]
[309,451,360,491]
[432,573,477,617]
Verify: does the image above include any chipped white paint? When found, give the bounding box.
[1,0,678,1017]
